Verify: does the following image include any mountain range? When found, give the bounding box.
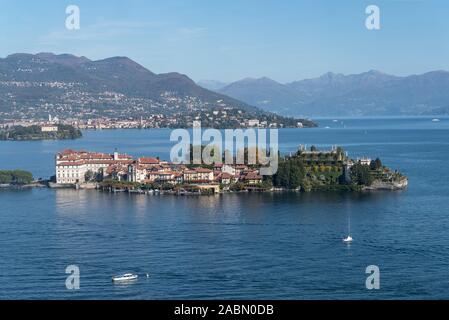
[0,53,251,112]
[0,53,315,127]
[198,70,449,117]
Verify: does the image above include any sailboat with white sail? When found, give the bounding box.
[343,215,353,243]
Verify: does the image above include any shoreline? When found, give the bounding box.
[0,182,47,189]
[1,179,406,195]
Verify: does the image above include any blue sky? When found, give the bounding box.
[0,0,448,82]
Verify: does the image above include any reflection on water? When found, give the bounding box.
[112,279,139,287]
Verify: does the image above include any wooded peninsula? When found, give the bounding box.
[0,125,82,141]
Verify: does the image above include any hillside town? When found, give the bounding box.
[0,111,309,131]
[0,53,316,129]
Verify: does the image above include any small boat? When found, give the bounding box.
[112,273,138,282]
[343,215,353,243]
[432,118,440,122]
[343,235,353,243]
[333,120,339,122]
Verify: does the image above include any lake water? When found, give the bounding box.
[1,117,449,299]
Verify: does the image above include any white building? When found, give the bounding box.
[247,119,260,127]
[358,158,372,166]
[41,126,58,132]
[128,164,148,183]
[55,150,133,184]
[183,168,214,182]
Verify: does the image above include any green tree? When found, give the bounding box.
[0,172,13,184]
[289,163,303,189]
[0,170,33,185]
[273,158,305,189]
[230,182,247,191]
[370,158,383,170]
[351,164,374,186]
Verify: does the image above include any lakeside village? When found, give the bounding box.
[0,111,312,134]
[0,115,309,141]
[0,146,408,194]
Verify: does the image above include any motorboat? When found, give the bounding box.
[432,118,440,122]
[112,273,138,282]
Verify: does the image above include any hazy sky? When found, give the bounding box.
[1,0,448,82]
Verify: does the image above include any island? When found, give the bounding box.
[0,170,36,188]
[49,146,407,194]
[0,124,82,141]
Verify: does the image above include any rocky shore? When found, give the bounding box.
[362,177,409,191]
[0,182,47,189]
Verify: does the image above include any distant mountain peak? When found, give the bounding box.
[317,71,344,81]
[321,71,340,77]
[258,76,280,83]
[421,70,449,76]
[36,52,85,59]
[217,69,449,117]
[234,77,281,85]
[5,53,37,60]
[86,56,156,78]
[99,56,134,62]
[35,52,91,66]
[158,72,197,85]
[95,56,145,67]
[366,69,384,75]
[197,80,228,91]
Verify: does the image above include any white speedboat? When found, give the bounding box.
[343,235,353,243]
[432,118,440,122]
[112,273,138,282]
